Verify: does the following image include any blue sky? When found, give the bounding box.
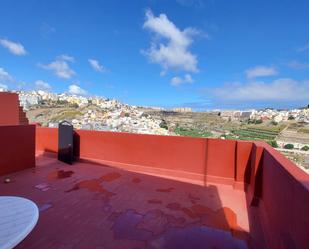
[0,0,309,110]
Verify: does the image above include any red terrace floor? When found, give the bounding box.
[0,156,266,249]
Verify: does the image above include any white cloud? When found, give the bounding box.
[40,55,75,79]
[88,59,106,72]
[0,68,13,81]
[0,38,27,55]
[245,66,278,78]
[57,54,75,62]
[297,43,309,52]
[35,80,51,91]
[170,74,194,86]
[143,9,199,73]
[213,78,309,102]
[170,76,183,86]
[68,84,87,95]
[286,60,309,70]
[0,83,8,91]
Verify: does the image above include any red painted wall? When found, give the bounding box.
[0,92,28,125]
[36,127,58,153]
[246,142,264,205]
[234,141,253,189]
[77,129,207,173]
[206,138,236,179]
[36,128,249,184]
[235,141,253,183]
[0,92,20,125]
[256,143,309,249]
[0,125,35,176]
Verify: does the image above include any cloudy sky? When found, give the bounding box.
[0,0,308,110]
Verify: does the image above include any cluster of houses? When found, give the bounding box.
[18,90,170,135]
[219,108,309,123]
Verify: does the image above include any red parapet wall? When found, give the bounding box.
[206,139,236,181]
[36,128,250,185]
[36,127,58,154]
[256,143,309,249]
[0,125,35,176]
[235,141,253,184]
[77,130,207,180]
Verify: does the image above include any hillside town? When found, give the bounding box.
[17,90,309,127]
[17,90,171,135]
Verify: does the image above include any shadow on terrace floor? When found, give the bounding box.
[0,155,255,249]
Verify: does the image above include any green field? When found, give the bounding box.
[230,127,279,141]
[174,127,212,138]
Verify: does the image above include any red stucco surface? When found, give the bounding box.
[36,128,253,186]
[0,125,35,176]
[0,92,20,125]
[0,92,29,125]
[235,141,253,184]
[256,143,309,249]
[206,139,236,180]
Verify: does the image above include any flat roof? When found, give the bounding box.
[0,155,266,249]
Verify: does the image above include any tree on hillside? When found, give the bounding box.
[301,145,309,151]
[269,140,278,148]
[160,119,168,130]
[288,116,295,120]
[284,144,294,149]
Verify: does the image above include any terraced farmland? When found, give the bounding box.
[231,127,279,141]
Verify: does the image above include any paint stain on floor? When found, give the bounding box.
[132,177,141,183]
[65,172,121,197]
[47,170,74,180]
[156,187,175,193]
[66,178,115,197]
[136,209,170,235]
[112,209,186,241]
[100,172,121,182]
[112,209,153,241]
[166,202,181,211]
[188,193,201,204]
[148,199,163,204]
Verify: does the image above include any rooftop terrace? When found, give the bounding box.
[1,155,263,249]
[0,92,309,249]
